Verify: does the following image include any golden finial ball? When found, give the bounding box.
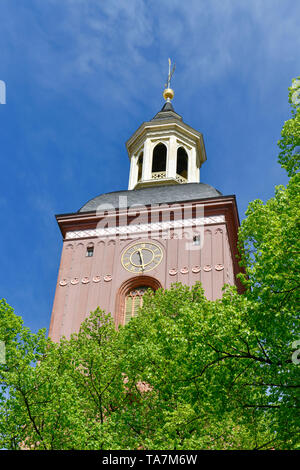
[163,88,174,101]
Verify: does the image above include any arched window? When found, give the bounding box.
[176,147,188,180]
[116,276,162,327]
[152,143,167,173]
[137,152,143,181]
[124,286,152,325]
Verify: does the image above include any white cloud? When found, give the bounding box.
[2,0,299,108]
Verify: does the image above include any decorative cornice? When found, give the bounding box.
[65,215,225,240]
[126,120,206,163]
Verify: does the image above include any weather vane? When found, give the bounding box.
[165,58,176,89]
[163,58,176,102]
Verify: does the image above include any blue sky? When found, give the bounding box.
[0,0,298,334]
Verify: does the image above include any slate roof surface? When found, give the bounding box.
[151,101,182,121]
[78,183,223,213]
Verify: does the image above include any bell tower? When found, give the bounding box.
[127,64,206,190]
[49,61,242,342]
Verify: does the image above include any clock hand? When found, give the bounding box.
[138,249,145,270]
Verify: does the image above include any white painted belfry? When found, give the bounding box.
[189,146,199,183]
[126,103,207,190]
[142,140,152,181]
[128,153,138,189]
[167,135,177,179]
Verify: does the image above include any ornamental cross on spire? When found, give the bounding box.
[165,58,176,89]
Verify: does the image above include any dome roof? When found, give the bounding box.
[78,183,223,213]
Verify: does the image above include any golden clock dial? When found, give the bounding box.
[121,242,163,273]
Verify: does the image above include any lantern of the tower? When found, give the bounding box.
[126,87,207,190]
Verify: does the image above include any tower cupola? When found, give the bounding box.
[126,60,207,190]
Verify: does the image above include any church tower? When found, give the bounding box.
[49,64,241,342]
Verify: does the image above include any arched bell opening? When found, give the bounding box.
[176,146,188,181]
[152,143,167,178]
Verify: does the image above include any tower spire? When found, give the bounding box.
[163,58,175,102]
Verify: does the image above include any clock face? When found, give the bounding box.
[121,242,163,273]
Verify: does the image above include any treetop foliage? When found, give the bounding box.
[278,76,300,177]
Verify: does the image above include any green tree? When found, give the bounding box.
[278,77,300,177]
[0,304,127,449]
[0,78,299,450]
